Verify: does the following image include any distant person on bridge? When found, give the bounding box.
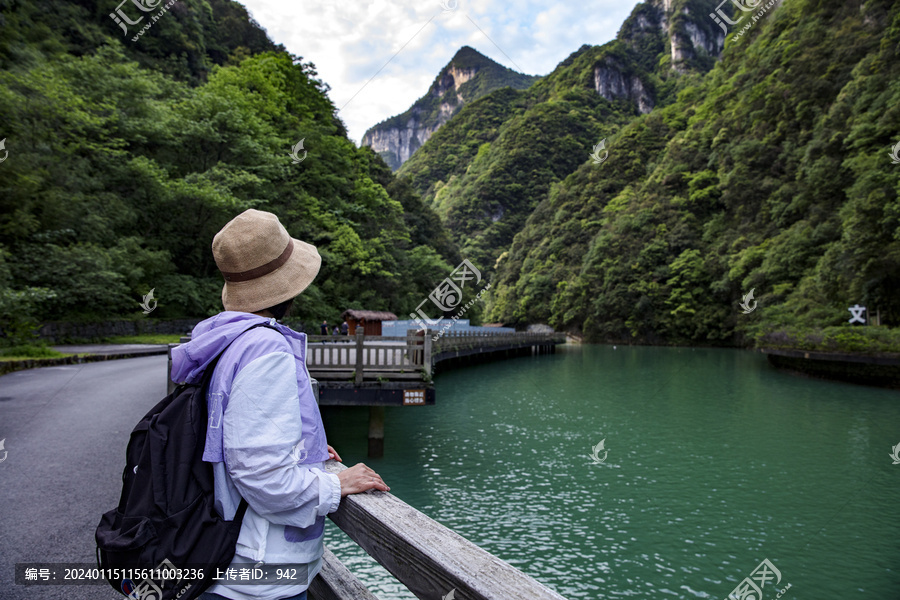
[320,319,328,335]
[340,320,349,335]
[170,209,389,600]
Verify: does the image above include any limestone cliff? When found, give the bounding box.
[361,46,539,170]
[591,0,726,114]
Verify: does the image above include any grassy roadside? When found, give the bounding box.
[0,345,72,361]
[0,333,179,362]
[102,334,182,345]
[755,326,900,356]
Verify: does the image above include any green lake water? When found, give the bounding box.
[320,345,900,599]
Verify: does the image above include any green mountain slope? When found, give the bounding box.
[399,0,723,277]
[491,0,900,343]
[0,0,284,84]
[0,0,458,338]
[361,46,540,170]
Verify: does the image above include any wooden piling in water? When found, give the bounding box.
[367,405,385,458]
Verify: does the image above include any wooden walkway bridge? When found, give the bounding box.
[169,328,565,455]
[306,328,565,391]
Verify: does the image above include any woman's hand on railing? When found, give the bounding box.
[327,444,342,462]
[337,462,390,496]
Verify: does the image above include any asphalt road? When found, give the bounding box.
[0,355,169,599]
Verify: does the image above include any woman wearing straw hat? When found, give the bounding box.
[171,209,389,600]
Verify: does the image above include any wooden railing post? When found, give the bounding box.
[354,326,365,384]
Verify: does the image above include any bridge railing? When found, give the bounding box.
[310,459,569,600]
[434,330,566,353]
[305,328,425,383]
[170,329,565,389]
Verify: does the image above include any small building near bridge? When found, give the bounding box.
[341,309,398,336]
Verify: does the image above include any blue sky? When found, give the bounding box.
[237,0,644,144]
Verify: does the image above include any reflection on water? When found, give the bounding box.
[321,345,900,599]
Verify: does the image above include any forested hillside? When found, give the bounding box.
[399,0,900,346]
[398,0,723,279]
[0,0,457,340]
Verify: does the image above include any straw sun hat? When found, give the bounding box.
[212,209,321,313]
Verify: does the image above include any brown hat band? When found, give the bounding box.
[220,239,294,282]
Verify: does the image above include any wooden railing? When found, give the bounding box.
[305,328,565,383]
[310,460,569,600]
[306,329,425,383]
[304,328,565,383]
[170,329,565,390]
[433,330,567,353]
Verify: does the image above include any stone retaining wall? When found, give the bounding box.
[38,319,201,343]
[760,348,900,389]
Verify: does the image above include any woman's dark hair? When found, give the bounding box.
[263,297,294,320]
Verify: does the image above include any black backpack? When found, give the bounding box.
[96,324,271,600]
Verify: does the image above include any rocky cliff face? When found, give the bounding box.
[362,47,538,170]
[593,57,656,114]
[667,2,726,68]
[362,65,476,168]
[591,0,725,113]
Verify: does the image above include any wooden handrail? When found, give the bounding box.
[309,547,379,600]
[322,460,569,600]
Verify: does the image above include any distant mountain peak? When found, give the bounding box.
[361,46,540,170]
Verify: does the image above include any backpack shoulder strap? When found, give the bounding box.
[198,321,280,388]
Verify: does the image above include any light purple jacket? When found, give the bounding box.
[170,312,341,598]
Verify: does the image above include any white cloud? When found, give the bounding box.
[237,0,641,144]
